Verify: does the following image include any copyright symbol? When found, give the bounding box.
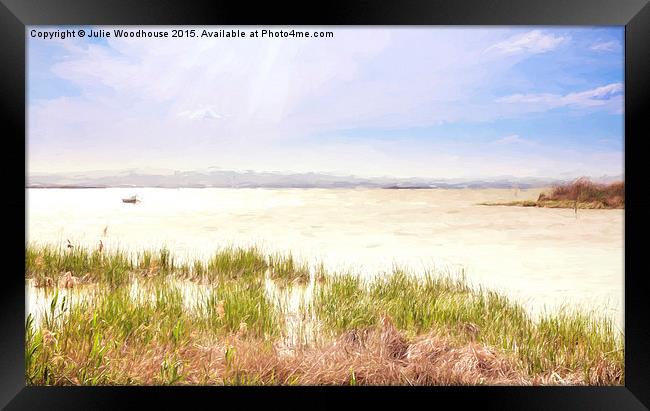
[78,29,85,37]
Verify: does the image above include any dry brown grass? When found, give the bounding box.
[212,318,619,386]
[541,177,624,208]
[481,178,624,209]
[35,313,610,386]
[133,317,526,385]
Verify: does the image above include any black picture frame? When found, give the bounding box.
[1,0,648,409]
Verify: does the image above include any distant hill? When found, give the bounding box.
[26,169,623,190]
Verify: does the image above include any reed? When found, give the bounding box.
[204,246,268,282]
[547,178,624,207]
[198,281,280,339]
[480,178,624,209]
[268,252,310,284]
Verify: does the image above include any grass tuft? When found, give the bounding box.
[268,253,310,284]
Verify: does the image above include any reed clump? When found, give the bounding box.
[26,244,133,288]
[268,253,310,284]
[545,177,624,208]
[311,271,623,383]
[480,178,624,209]
[204,246,268,282]
[198,281,280,339]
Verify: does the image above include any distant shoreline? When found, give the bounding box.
[27,185,108,189]
[479,200,624,210]
[27,170,623,191]
[26,185,548,190]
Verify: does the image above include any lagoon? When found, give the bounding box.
[26,187,624,329]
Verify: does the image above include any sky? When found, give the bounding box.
[27,26,624,179]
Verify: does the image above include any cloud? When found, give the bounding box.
[590,40,620,52]
[31,28,510,145]
[485,30,569,55]
[178,106,225,121]
[496,83,623,112]
[494,134,534,145]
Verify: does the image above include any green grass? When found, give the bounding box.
[479,200,538,207]
[24,276,280,385]
[268,253,310,284]
[312,273,376,331]
[198,281,280,339]
[135,247,174,276]
[26,244,268,287]
[204,246,268,282]
[26,244,133,287]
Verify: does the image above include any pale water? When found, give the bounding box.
[26,187,624,330]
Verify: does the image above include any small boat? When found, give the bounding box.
[122,195,140,204]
